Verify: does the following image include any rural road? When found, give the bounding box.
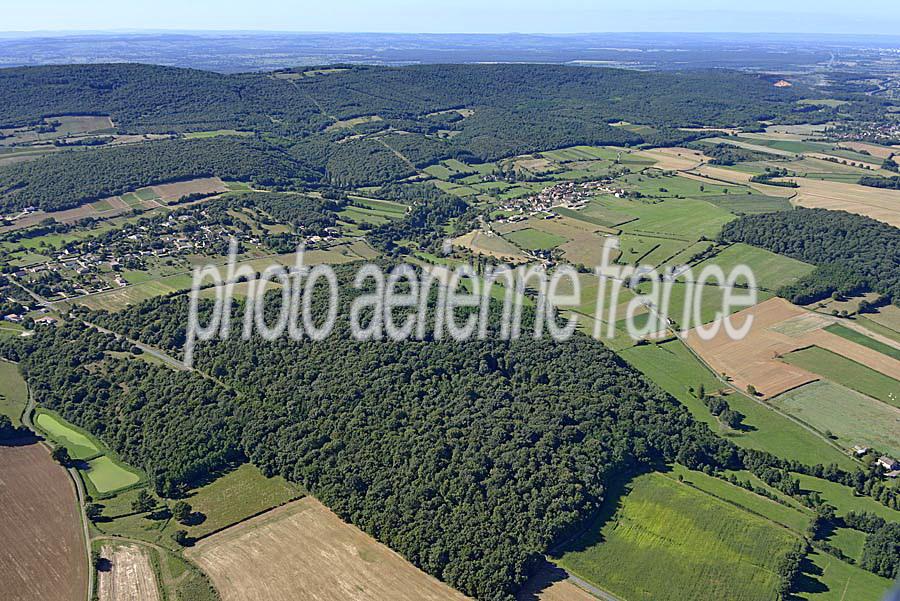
[567,573,622,601]
[83,320,191,372]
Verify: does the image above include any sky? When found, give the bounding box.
[2,0,899,35]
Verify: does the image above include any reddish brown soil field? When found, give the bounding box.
[0,441,87,601]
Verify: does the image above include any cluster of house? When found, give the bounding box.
[2,298,56,326]
[852,446,900,478]
[832,121,900,145]
[495,180,622,222]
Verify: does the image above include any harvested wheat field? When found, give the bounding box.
[150,177,228,202]
[789,178,900,227]
[454,229,530,262]
[186,497,472,601]
[685,297,900,398]
[684,298,819,398]
[838,141,896,159]
[0,442,87,601]
[636,147,709,170]
[98,544,160,601]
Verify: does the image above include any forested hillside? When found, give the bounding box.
[720,209,900,306]
[2,266,735,600]
[5,259,895,598]
[0,63,809,212]
[0,137,319,211]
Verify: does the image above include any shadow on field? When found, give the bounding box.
[791,556,828,598]
[515,560,569,601]
[0,432,40,447]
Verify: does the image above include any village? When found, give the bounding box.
[493,179,626,222]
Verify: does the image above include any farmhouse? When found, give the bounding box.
[851,445,870,457]
[876,456,899,471]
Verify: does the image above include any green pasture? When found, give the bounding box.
[824,324,900,361]
[781,346,900,408]
[84,455,142,494]
[620,340,856,469]
[35,410,101,459]
[0,360,27,426]
[558,472,799,601]
[695,243,815,291]
[770,380,900,457]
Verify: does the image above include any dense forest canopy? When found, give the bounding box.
[0,63,811,212]
[0,137,319,212]
[720,209,900,306]
[2,267,741,600]
[0,63,805,133]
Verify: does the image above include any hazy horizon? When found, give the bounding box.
[3,1,900,36]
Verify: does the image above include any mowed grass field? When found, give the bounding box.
[503,227,568,250]
[781,346,900,408]
[801,550,893,601]
[0,360,28,426]
[620,340,856,469]
[34,409,143,495]
[770,380,900,458]
[694,243,815,291]
[84,456,141,495]
[0,442,88,601]
[186,497,472,601]
[824,323,900,361]
[35,410,101,459]
[558,473,800,601]
[162,464,302,539]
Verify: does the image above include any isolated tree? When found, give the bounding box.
[131,489,155,513]
[85,503,103,521]
[172,501,192,524]
[172,530,190,547]
[746,384,758,397]
[698,383,706,399]
[51,446,71,467]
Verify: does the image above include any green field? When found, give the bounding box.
[503,227,568,250]
[633,279,771,326]
[824,323,900,361]
[0,360,27,427]
[770,380,900,458]
[793,473,900,523]
[35,410,101,459]
[702,193,792,215]
[162,463,302,539]
[84,455,142,494]
[620,341,857,469]
[781,346,900,408]
[695,243,815,291]
[799,550,892,601]
[617,233,690,267]
[669,465,811,532]
[622,172,748,199]
[558,472,800,601]
[615,196,736,240]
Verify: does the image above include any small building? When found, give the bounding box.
[877,456,900,471]
[3,314,23,323]
[851,445,870,457]
[33,316,57,326]
[886,470,900,480]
